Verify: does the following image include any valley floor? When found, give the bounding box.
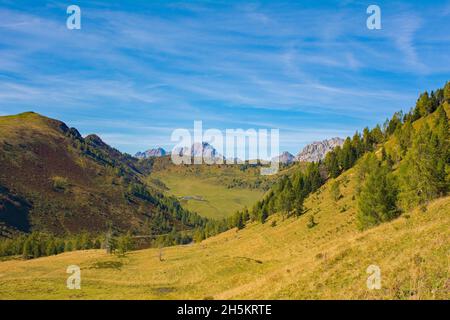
[0,169,448,300]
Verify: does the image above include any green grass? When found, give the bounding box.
[147,157,302,219]
[150,168,265,219]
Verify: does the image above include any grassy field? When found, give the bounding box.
[1,167,448,299]
[149,164,272,219]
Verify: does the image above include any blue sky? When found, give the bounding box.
[0,0,449,155]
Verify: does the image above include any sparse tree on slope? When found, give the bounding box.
[399,123,444,209]
[357,162,399,230]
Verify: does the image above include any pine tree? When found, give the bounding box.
[260,206,268,224]
[363,127,373,151]
[444,81,450,103]
[293,196,304,216]
[339,138,356,170]
[22,239,32,259]
[277,179,294,216]
[396,120,413,156]
[399,123,443,209]
[64,240,74,252]
[234,211,245,229]
[433,105,450,195]
[117,232,133,256]
[32,241,40,259]
[56,239,65,254]
[370,125,384,144]
[414,92,432,118]
[193,228,205,243]
[352,132,364,158]
[45,239,57,256]
[386,112,403,136]
[324,151,340,178]
[357,162,399,230]
[330,180,341,202]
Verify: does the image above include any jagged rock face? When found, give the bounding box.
[296,137,344,162]
[172,142,221,162]
[274,151,295,164]
[135,147,167,158]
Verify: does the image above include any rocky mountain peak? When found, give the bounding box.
[296,137,344,162]
[273,151,295,164]
[135,147,167,159]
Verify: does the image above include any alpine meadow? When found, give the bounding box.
[0,1,449,303]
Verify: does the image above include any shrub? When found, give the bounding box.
[52,176,69,192]
[307,216,317,229]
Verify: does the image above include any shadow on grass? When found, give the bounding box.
[89,261,123,270]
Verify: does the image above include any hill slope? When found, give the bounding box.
[0,112,202,236]
[147,157,275,219]
[0,165,448,299]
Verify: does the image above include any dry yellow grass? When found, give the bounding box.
[1,167,448,300]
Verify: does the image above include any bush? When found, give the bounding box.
[116,232,134,256]
[307,216,317,229]
[52,176,69,192]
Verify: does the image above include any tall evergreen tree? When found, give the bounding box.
[339,138,356,170]
[357,162,399,230]
[399,123,444,208]
[444,81,450,103]
[362,127,373,151]
[370,125,384,144]
[324,151,340,178]
[260,206,268,224]
[396,120,413,156]
[22,239,32,259]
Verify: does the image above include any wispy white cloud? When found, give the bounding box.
[0,1,448,154]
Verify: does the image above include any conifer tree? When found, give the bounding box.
[396,120,413,156]
[443,81,450,103]
[22,239,32,259]
[324,151,340,178]
[117,232,133,256]
[330,180,341,202]
[260,206,268,224]
[362,127,373,151]
[357,162,399,230]
[399,123,443,208]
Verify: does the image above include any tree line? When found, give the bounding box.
[0,230,141,259]
[193,81,450,237]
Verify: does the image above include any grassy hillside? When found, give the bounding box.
[0,112,203,236]
[0,165,448,299]
[150,172,263,219]
[147,158,279,219]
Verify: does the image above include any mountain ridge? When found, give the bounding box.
[0,112,204,237]
[296,137,344,162]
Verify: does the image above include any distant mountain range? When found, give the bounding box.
[138,137,344,165]
[136,143,222,162]
[173,142,220,160]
